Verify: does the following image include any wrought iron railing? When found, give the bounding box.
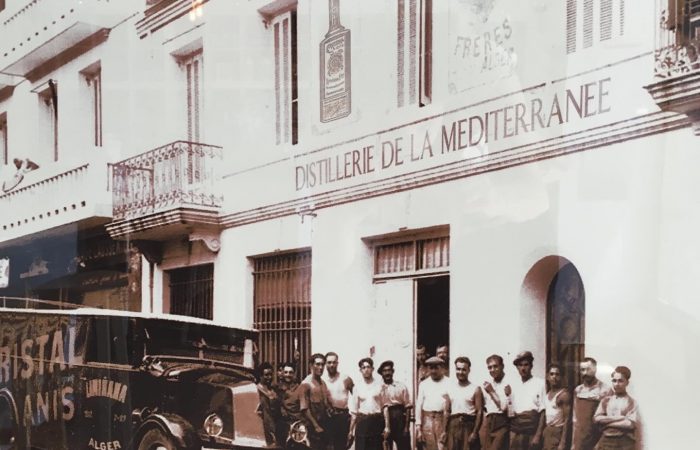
[111,140,223,220]
[655,0,700,78]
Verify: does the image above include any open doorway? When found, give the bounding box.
[416,275,450,363]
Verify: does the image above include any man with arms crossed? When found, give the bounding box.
[299,354,332,450]
[379,360,412,450]
[482,355,511,450]
[542,364,571,450]
[592,366,638,450]
[509,351,546,450]
[572,357,612,450]
[324,351,354,450]
[446,356,483,450]
[416,356,450,450]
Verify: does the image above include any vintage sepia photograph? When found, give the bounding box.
[0,0,697,449]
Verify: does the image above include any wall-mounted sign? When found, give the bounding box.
[319,0,351,122]
[0,257,9,288]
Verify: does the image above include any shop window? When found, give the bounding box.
[397,0,432,107]
[81,62,102,147]
[86,317,134,366]
[176,49,204,143]
[372,233,449,280]
[271,8,298,145]
[167,263,213,320]
[252,250,310,376]
[0,113,7,166]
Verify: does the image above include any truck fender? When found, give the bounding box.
[134,413,198,449]
[0,388,19,425]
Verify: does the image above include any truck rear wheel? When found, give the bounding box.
[137,428,180,450]
[0,395,17,450]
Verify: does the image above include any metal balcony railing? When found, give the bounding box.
[111,141,223,220]
[655,0,700,78]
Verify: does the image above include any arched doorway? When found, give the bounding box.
[520,256,585,388]
[546,262,585,392]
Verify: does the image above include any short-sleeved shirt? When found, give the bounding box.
[594,393,638,439]
[510,376,546,414]
[322,372,353,409]
[278,381,302,422]
[447,380,480,416]
[299,375,331,423]
[350,377,384,415]
[483,376,510,415]
[381,380,412,408]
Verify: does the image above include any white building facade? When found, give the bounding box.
[1,0,699,448]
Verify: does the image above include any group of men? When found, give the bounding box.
[255,349,639,450]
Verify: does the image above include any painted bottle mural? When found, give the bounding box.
[320,0,351,122]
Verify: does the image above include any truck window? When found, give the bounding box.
[86,317,133,366]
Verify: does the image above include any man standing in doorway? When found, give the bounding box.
[378,360,412,450]
[324,351,354,450]
[509,351,546,450]
[592,366,638,450]
[278,363,302,444]
[437,345,450,377]
[571,357,613,450]
[416,356,450,450]
[417,344,430,384]
[348,358,385,450]
[299,354,332,450]
[446,356,483,450]
[542,364,571,450]
[482,355,511,450]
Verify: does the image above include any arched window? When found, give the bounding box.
[546,263,585,392]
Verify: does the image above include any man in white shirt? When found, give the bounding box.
[324,351,354,450]
[509,351,546,450]
[348,357,384,450]
[446,356,483,450]
[416,356,450,450]
[482,354,511,450]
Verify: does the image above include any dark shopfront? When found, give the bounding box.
[0,229,141,310]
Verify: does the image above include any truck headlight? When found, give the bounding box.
[289,421,307,443]
[203,413,224,437]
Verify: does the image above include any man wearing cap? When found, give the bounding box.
[572,357,612,450]
[482,355,511,450]
[446,356,483,450]
[509,351,546,450]
[348,357,385,450]
[379,360,412,450]
[324,351,354,450]
[416,356,450,450]
[592,366,638,450]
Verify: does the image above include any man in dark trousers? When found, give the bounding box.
[324,351,354,450]
[482,355,511,450]
[572,357,612,450]
[349,357,385,450]
[256,362,282,445]
[299,353,332,450]
[379,360,412,450]
[278,362,302,444]
[509,351,546,450]
[446,356,483,450]
[593,366,638,450]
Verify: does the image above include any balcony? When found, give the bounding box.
[136,0,206,39]
[0,0,138,79]
[0,154,112,247]
[106,141,223,247]
[646,0,700,134]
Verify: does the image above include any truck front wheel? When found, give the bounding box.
[137,428,180,450]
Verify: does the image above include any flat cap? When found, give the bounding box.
[425,356,445,366]
[513,351,534,365]
[378,360,394,372]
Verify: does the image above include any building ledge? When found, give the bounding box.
[645,71,700,135]
[106,207,221,244]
